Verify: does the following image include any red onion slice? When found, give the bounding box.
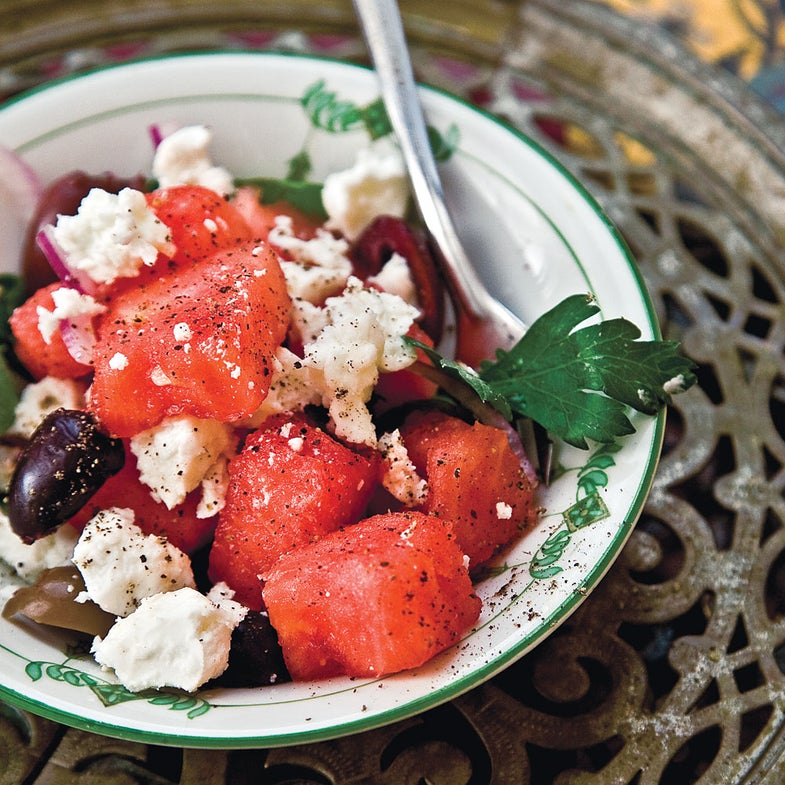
[36,225,97,296]
[0,144,43,273]
[59,313,97,366]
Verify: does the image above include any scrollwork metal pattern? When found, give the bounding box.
[2,0,785,782]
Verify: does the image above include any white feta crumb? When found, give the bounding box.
[242,346,322,427]
[152,125,234,197]
[72,507,195,617]
[378,429,428,506]
[367,252,418,306]
[0,511,78,581]
[109,352,129,371]
[270,216,353,303]
[496,501,513,520]
[52,187,175,284]
[206,581,248,626]
[91,586,243,693]
[149,365,171,386]
[173,322,192,342]
[287,436,304,452]
[304,276,419,446]
[36,287,106,344]
[664,374,689,395]
[5,376,86,439]
[322,140,409,240]
[196,455,230,519]
[130,415,232,509]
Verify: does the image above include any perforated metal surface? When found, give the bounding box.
[2,1,785,782]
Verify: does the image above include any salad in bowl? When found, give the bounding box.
[0,53,693,746]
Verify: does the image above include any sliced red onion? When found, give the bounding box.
[149,123,164,149]
[36,225,97,296]
[59,313,97,366]
[148,121,180,151]
[0,144,44,273]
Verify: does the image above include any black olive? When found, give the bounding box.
[6,408,125,543]
[216,609,291,687]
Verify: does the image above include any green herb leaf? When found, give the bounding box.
[286,150,313,182]
[409,293,697,449]
[0,351,22,433]
[408,339,512,420]
[480,293,696,448]
[0,274,24,344]
[0,274,25,431]
[235,177,327,220]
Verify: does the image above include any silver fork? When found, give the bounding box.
[352,0,526,369]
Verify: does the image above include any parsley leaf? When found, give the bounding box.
[409,293,697,449]
[234,177,327,220]
[0,274,26,432]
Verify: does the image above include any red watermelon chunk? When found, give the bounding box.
[401,410,537,567]
[88,243,291,437]
[9,282,94,380]
[208,415,381,609]
[262,510,481,680]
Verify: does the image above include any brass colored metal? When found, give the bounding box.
[3,0,785,782]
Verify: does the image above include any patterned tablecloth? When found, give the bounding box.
[2,1,785,783]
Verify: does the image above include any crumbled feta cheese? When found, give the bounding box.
[91,586,244,692]
[5,376,86,439]
[367,252,418,306]
[72,508,195,617]
[109,352,129,371]
[52,187,175,284]
[173,321,192,342]
[664,374,689,395]
[247,280,418,444]
[36,287,106,344]
[496,501,513,520]
[304,277,419,446]
[149,365,171,386]
[130,415,232,509]
[206,581,248,626]
[378,429,428,506]
[269,216,353,303]
[152,125,234,197]
[196,455,230,519]
[0,512,78,581]
[322,141,409,241]
[242,346,322,427]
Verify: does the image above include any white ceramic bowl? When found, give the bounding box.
[0,52,662,748]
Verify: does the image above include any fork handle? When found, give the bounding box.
[351,0,490,320]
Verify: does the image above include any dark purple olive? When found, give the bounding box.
[216,610,291,687]
[6,408,125,543]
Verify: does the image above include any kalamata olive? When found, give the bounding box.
[2,565,114,637]
[21,170,146,294]
[216,610,291,687]
[6,408,125,543]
